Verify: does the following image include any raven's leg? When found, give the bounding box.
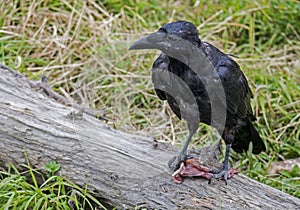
[170,125,197,171]
[209,144,231,184]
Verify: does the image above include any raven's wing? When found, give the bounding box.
[202,42,254,119]
[151,53,182,119]
[217,57,254,119]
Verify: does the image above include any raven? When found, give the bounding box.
[130,20,265,183]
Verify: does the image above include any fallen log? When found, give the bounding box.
[0,64,299,209]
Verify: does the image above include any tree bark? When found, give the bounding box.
[0,64,299,209]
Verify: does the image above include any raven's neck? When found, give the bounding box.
[167,41,206,75]
[168,57,190,76]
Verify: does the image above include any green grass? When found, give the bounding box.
[0,161,106,209]
[0,0,300,206]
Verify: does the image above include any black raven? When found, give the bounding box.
[130,20,265,183]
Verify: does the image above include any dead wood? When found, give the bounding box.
[0,64,299,209]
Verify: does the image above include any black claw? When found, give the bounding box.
[169,154,192,171]
[185,154,193,160]
[209,167,229,184]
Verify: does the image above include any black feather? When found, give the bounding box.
[151,21,265,154]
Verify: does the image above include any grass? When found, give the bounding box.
[0,159,107,209]
[0,0,300,206]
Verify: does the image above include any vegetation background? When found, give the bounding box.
[0,0,299,208]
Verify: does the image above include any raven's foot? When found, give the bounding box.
[209,165,239,185]
[168,153,192,171]
[209,168,229,184]
[170,158,239,184]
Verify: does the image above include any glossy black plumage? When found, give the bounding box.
[130,20,266,183]
[151,21,265,154]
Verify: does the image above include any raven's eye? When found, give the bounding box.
[159,28,167,33]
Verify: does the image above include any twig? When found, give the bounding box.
[29,76,108,121]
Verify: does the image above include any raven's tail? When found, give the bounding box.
[231,120,266,154]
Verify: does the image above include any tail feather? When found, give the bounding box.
[249,123,266,154]
[231,120,266,154]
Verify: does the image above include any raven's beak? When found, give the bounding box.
[129,32,167,50]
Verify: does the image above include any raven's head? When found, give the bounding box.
[129,20,200,51]
[159,21,200,45]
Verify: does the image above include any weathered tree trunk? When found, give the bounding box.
[0,64,299,209]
